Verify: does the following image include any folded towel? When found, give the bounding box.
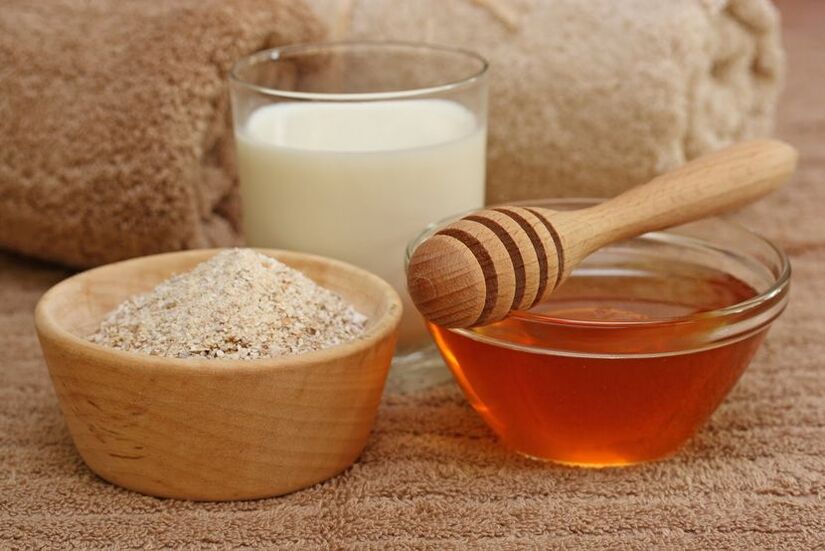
[312,0,784,203]
[0,0,323,268]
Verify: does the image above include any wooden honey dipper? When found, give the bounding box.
[407,139,798,328]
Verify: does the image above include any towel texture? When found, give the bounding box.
[0,1,782,267]
[0,0,323,268]
[312,0,784,203]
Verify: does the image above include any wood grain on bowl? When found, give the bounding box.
[34,249,402,501]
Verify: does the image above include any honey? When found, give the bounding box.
[429,263,765,466]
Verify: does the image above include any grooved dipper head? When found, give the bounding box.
[406,205,566,328]
[406,234,487,328]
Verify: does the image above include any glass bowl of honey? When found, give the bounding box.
[406,198,790,467]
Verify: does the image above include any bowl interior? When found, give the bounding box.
[40,248,401,359]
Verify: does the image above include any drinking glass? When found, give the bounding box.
[230,42,488,382]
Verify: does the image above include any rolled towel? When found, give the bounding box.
[310,0,784,203]
[0,0,323,268]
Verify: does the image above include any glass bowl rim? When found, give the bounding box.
[405,197,791,358]
[229,40,489,102]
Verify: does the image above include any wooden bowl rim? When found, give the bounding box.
[35,248,402,375]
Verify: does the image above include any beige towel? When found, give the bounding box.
[0,0,323,268]
[311,0,784,203]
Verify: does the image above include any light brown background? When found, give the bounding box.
[0,1,823,548]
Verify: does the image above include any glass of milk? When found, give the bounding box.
[230,42,488,375]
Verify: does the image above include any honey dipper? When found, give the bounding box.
[407,139,798,328]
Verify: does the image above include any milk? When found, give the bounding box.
[236,100,486,349]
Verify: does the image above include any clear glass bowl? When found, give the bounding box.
[406,199,790,466]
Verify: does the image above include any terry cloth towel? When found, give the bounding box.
[312,0,785,203]
[0,0,323,268]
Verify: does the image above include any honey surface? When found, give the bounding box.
[430,267,763,466]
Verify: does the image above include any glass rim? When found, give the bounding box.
[229,40,489,102]
[406,197,791,358]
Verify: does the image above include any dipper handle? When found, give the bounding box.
[407,139,798,328]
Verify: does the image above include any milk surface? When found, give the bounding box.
[236,100,486,349]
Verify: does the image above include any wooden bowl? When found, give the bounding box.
[34,249,402,501]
